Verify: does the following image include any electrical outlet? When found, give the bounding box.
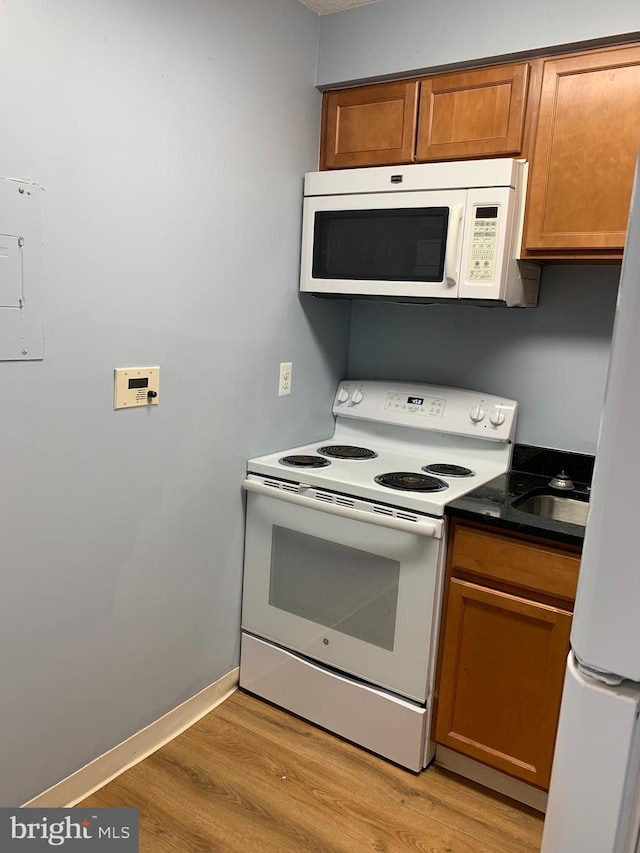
[279,361,292,396]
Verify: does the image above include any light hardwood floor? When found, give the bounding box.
[79,690,544,852]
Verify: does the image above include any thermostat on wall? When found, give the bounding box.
[114,366,160,410]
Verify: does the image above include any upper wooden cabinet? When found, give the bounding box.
[523,44,640,255]
[319,42,640,257]
[416,63,530,161]
[320,63,532,170]
[320,80,419,170]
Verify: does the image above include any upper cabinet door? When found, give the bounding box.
[524,45,640,254]
[416,63,530,162]
[320,80,419,170]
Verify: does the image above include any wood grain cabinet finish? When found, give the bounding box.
[435,578,572,790]
[320,80,419,170]
[450,523,580,602]
[435,521,581,790]
[524,44,640,255]
[416,63,530,162]
[319,43,640,253]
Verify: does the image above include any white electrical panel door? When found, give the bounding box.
[0,178,43,360]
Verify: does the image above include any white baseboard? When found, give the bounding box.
[434,745,548,813]
[22,668,239,808]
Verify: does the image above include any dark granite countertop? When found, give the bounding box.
[446,444,594,547]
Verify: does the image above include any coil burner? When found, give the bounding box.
[422,463,475,478]
[375,472,448,492]
[279,455,331,468]
[317,445,377,460]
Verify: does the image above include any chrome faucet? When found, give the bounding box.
[549,471,575,491]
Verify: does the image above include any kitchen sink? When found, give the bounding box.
[513,493,590,526]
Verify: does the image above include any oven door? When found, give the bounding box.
[241,479,445,703]
[300,189,467,300]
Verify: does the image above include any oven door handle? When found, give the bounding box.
[243,479,443,539]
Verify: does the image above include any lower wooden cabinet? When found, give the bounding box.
[435,521,580,790]
[435,578,571,789]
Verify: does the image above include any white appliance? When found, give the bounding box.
[541,157,640,852]
[300,158,540,306]
[240,380,517,771]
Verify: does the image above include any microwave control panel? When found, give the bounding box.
[466,204,500,283]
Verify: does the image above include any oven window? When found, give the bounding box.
[312,207,449,282]
[269,526,399,651]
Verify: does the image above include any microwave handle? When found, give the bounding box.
[444,205,464,287]
[243,478,443,539]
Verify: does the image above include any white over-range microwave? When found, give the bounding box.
[300,158,540,307]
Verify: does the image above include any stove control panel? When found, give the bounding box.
[384,392,446,418]
[333,380,517,442]
[335,382,367,408]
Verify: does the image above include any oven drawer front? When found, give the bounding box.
[240,633,430,772]
[241,488,445,703]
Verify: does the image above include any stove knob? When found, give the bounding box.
[336,387,350,404]
[490,409,506,426]
[470,405,486,423]
[350,388,364,405]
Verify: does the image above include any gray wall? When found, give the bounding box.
[0,0,350,806]
[317,0,640,86]
[348,267,619,453]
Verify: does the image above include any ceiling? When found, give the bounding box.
[297,0,382,14]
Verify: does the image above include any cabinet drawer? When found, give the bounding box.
[450,524,580,600]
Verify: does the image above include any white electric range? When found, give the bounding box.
[240,380,517,771]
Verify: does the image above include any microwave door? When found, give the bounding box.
[300,190,467,299]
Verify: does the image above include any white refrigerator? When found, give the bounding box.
[541,158,640,852]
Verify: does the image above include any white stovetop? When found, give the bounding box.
[247,426,510,517]
[248,380,517,516]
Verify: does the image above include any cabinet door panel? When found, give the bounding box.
[524,45,640,252]
[416,63,529,161]
[436,579,571,789]
[321,81,419,170]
